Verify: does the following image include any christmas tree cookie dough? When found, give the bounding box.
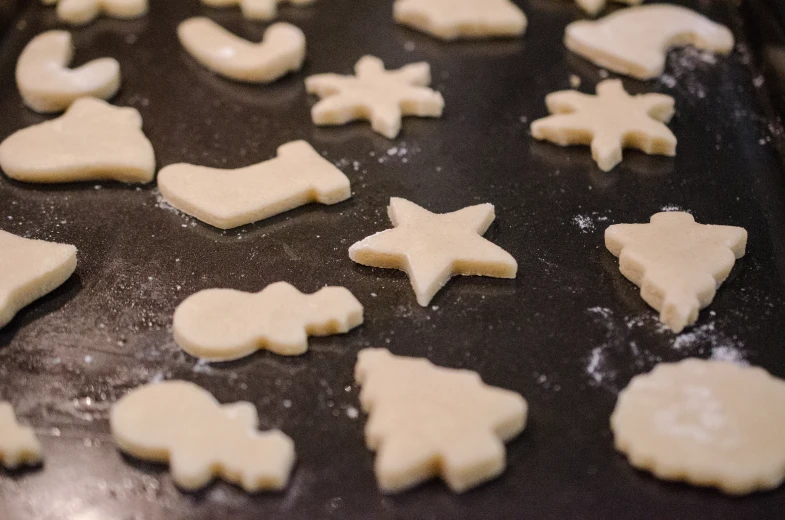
[200,0,314,21]
[41,0,148,26]
[0,402,43,469]
[393,0,526,41]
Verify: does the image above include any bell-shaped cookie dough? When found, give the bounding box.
[41,0,148,26]
[200,0,315,21]
[0,403,43,469]
[393,0,526,41]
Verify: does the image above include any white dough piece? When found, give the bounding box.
[177,18,306,84]
[573,0,641,17]
[349,198,517,306]
[393,0,526,41]
[111,381,295,492]
[305,56,444,139]
[612,359,785,495]
[0,402,43,469]
[530,79,676,172]
[173,282,364,361]
[355,348,527,493]
[157,140,350,229]
[565,5,734,80]
[0,98,156,184]
[41,0,148,25]
[15,30,120,113]
[200,0,315,21]
[0,230,77,329]
[605,212,747,333]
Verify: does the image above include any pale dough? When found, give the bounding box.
[41,0,148,25]
[16,30,120,113]
[0,97,156,184]
[173,282,364,361]
[305,56,444,139]
[349,197,517,306]
[111,381,295,491]
[177,18,306,84]
[157,140,350,230]
[605,212,747,333]
[201,0,315,21]
[0,230,77,329]
[393,0,526,41]
[573,0,641,17]
[565,5,735,80]
[0,402,43,469]
[612,358,785,495]
[530,79,676,172]
[355,348,527,493]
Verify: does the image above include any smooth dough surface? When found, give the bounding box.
[111,381,295,492]
[0,402,43,469]
[305,55,444,139]
[200,0,314,21]
[15,30,120,113]
[42,0,148,25]
[0,97,156,184]
[157,140,350,229]
[0,230,77,329]
[605,212,746,333]
[565,5,734,80]
[393,0,526,41]
[531,79,676,172]
[173,281,364,361]
[178,18,305,84]
[355,348,527,493]
[612,358,785,495]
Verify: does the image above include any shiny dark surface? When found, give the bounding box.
[1,1,785,519]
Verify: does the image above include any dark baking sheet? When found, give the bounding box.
[1,0,785,518]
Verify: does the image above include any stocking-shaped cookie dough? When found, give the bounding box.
[201,0,314,21]
[305,56,444,139]
[355,348,527,493]
[0,402,43,469]
[173,282,364,361]
[0,230,77,329]
[605,212,747,333]
[41,0,148,26]
[393,0,526,40]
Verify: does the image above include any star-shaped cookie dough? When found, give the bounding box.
[530,79,676,172]
[349,198,517,306]
[393,0,527,41]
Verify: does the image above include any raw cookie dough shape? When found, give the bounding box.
[15,30,120,113]
[530,79,676,172]
[355,348,527,493]
[572,0,641,18]
[177,18,306,84]
[393,0,527,41]
[111,381,295,491]
[305,56,444,139]
[612,359,785,495]
[0,402,43,469]
[605,212,747,333]
[565,5,735,80]
[200,0,315,21]
[0,230,77,329]
[42,0,148,26]
[157,140,350,230]
[173,282,364,361]
[0,97,156,184]
[349,197,517,306]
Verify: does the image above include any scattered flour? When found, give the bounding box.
[572,212,610,233]
[660,204,687,212]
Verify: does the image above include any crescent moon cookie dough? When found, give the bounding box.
[177,18,306,84]
[393,0,526,41]
[41,0,148,26]
[564,5,734,80]
[612,359,785,495]
[0,402,43,469]
[0,98,156,184]
[530,79,676,172]
[200,0,315,21]
[305,56,444,139]
[605,212,747,333]
[0,231,77,329]
[15,30,120,113]
[157,140,350,230]
[111,381,295,492]
[355,348,527,493]
[349,197,517,307]
[173,282,364,361]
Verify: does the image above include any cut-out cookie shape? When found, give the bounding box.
[15,30,120,113]
[178,18,306,84]
[200,0,314,21]
[173,282,364,361]
[0,97,156,184]
[355,348,527,493]
[0,230,77,329]
[612,358,785,495]
[305,56,444,139]
[111,381,295,491]
[572,0,641,17]
[530,79,676,172]
[0,402,43,469]
[393,0,526,41]
[565,5,734,80]
[42,0,148,25]
[349,198,517,306]
[157,140,350,229]
[605,212,747,333]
